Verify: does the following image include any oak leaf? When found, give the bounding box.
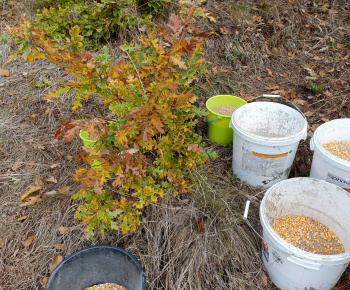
[170,56,187,69]
[167,14,182,34]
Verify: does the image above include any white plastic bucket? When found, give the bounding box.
[260,177,350,290]
[229,102,307,187]
[310,118,350,193]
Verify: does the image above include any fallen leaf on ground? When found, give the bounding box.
[292,99,307,106]
[11,160,23,171]
[20,186,41,201]
[27,160,35,169]
[44,190,57,196]
[49,255,63,273]
[50,163,61,169]
[0,147,8,155]
[57,186,70,194]
[265,83,279,90]
[266,68,273,76]
[0,68,9,77]
[8,91,14,96]
[17,216,27,222]
[22,236,34,248]
[260,271,268,286]
[42,108,51,117]
[321,118,330,122]
[55,244,66,251]
[42,277,49,287]
[30,114,36,118]
[46,176,57,184]
[304,111,313,117]
[20,195,42,207]
[58,226,69,234]
[34,176,45,187]
[304,67,317,79]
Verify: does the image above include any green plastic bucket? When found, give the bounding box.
[79,130,102,168]
[205,95,247,145]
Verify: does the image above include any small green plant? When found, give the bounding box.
[139,0,170,15]
[34,0,142,50]
[304,80,322,94]
[30,78,53,88]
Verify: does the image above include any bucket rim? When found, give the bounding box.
[260,177,350,263]
[45,245,146,290]
[310,119,350,170]
[79,129,98,143]
[206,95,247,118]
[230,102,308,146]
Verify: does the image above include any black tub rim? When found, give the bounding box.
[45,244,146,290]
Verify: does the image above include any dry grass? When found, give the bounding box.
[0,0,349,289]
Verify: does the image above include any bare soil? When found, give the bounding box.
[0,0,349,289]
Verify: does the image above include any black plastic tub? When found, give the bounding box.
[45,245,146,290]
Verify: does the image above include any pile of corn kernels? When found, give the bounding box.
[323,141,350,161]
[85,283,128,290]
[272,215,345,255]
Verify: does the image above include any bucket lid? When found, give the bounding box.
[310,118,350,171]
[230,102,308,146]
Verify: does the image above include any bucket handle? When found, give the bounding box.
[249,94,307,121]
[243,193,312,258]
[203,116,221,123]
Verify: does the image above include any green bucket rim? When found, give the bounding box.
[206,95,247,118]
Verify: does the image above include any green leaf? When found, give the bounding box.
[0,32,10,44]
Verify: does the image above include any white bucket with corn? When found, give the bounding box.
[254,177,350,290]
[310,118,350,193]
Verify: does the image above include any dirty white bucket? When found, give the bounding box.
[310,118,350,193]
[230,102,307,187]
[259,177,350,290]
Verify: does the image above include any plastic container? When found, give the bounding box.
[229,102,307,187]
[259,177,350,290]
[79,129,102,168]
[205,95,247,145]
[45,245,146,290]
[310,118,350,193]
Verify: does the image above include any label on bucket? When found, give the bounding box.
[262,241,269,262]
[241,147,288,176]
[326,172,350,191]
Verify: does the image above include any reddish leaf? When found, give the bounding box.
[167,14,182,34]
[198,219,204,232]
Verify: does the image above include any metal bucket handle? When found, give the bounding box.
[249,94,307,120]
[203,115,221,123]
[243,194,321,269]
